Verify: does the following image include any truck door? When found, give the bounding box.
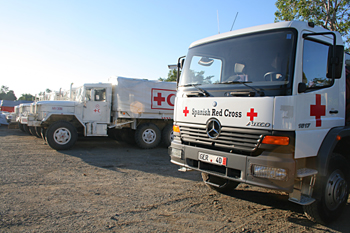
[294,37,344,158]
[83,87,111,123]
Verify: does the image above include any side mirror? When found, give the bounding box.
[327,45,344,79]
[178,58,185,69]
[298,82,307,93]
[177,56,186,87]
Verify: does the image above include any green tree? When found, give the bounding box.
[159,69,179,82]
[275,0,350,49]
[0,85,17,100]
[18,93,35,101]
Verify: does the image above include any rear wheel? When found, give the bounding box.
[161,124,173,147]
[303,154,349,224]
[135,123,161,149]
[201,172,240,193]
[46,121,78,150]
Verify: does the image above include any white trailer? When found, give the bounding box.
[27,77,176,150]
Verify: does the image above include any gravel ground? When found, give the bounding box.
[0,126,349,232]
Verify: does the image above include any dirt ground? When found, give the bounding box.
[0,126,349,233]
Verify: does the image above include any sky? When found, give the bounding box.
[0,0,278,98]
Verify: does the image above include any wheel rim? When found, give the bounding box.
[325,169,348,211]
[53,127,71,145]
[142,129,156,144]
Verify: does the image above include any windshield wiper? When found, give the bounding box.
[182,83,210,97]
[216,81,265,96]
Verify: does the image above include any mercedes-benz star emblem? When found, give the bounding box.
[206,119,221,139]
[212,101,217,107]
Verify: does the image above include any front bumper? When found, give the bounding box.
[170,141,296,192]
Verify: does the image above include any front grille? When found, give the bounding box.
[178,122,270,153]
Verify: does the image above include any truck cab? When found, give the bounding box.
[169,21,349,224]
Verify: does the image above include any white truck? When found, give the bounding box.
[18,103,33,134]
[169,21,350,224]
[27,77,176,150]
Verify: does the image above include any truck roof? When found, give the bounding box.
[189,21,343,48]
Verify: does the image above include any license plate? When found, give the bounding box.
[198,152,226,166]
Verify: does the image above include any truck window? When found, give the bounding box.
[188,56,222,84]
[94,88,106,102]
[85,88,92,101]
[302,39,333,90]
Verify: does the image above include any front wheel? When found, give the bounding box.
[46,121,78,150]
[135,123,161,149]
[303,154,349,224]
[23,124,31,135]
[201,172,240,193]
[18,123,25,132]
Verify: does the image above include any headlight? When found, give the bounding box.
[252,164,287,180]
[169,148,183,159]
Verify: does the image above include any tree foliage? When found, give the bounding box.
[0,85,17,100]
[275,0,350,48]
[159,69,179,82]
[18,93,35,101]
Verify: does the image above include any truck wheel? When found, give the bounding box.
[34,127,42,138]
[201,172,239,193]
[23,124,31,135]
[303,154,349,224]
[161,124,173,147]
[46,121,78,150]
[41,128,47,141]
[18,123,25,132]
[29,126,36,136]
[135,123,161,149]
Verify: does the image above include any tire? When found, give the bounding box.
[41,127,47,141]
[201,172,240,193]
[46,121,78,150]
[135,123,161,149]
[161,124,173,147]
[303,153,349,224]
[23,124,31,135]
[18,123,25,132]
[34,127,42,138]
[29,126,37,136]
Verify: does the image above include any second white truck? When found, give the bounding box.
[27,77,176,150]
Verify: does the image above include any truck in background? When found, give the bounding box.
[169,21,350,224]
[27,77,176,150]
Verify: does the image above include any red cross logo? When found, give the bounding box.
[183,107,189,117]
[154,93,165,106]
[310,94,326,127]
[247,108,258,121]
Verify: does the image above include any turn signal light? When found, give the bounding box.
[262,136,289,146]
[173,125,180,133]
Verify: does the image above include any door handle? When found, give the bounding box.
[329,110,338,114]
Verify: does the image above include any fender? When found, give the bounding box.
[42,113,86,134]
[316,126,350,176]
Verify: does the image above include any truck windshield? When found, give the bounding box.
[179,29,297,96]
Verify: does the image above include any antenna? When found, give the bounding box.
[217,10,220,34]
[230,12,239,31]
